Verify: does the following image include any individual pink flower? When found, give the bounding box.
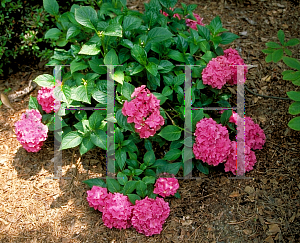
[37,87,55,113]
[86,186,109,212]
[227,112,266,150]
[153,177,179,197]
[185,13,205,30]
[14,109,48,152]
[224,141,257,175]
[122,85,164,139]
[102,192,133,230]
[223,48,248,85]
[193,118,231,166]
[202,56,232,89]
[131,196,170,236]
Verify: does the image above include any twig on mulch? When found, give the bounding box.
[227,214,256,225]
[8,74,37,101]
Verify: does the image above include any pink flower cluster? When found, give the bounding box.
[14,109,48,152]
[86,186,170,236]
[153,176,179,197]
[160,7,181,20]
[202,56,232,89]
[224,141,257,175]
[185,13,205,30]
[228,112,266,150]
[131,196,170,236]
[37,86,55,113]
[202,48,247,89]
[122,85,164,139]
[193,118,231,166]
[223,48,248,85]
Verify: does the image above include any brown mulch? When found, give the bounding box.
[0,0,300,242]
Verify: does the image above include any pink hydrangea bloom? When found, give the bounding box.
[193,118,231,166]
[224,141,257,175]
[122,85,164,139]
[160,7,181,20]
[14,109,48,152]
[131,196,170,236]
[102,192,133,230]
[244,116,266,150]
[227,112,266,150]
[153,177,179,197]
[185,13,205,30]
[37,87,55,113]
[202,56,232,89]
[223,48,248,85]
[86,186,109,212]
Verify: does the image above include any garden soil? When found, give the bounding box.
[0,0,300,242]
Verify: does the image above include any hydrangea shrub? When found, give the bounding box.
[14,0,267,236]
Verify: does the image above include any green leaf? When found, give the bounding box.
[136,181,147,198]
[282,56,300,70]
[60,131,83,150]
[106,178,121,193]
[92,90,107,104]
[220,110,232,125]
[70,60,89,74]
[277,30,285,45]
[104,49,119,65]
[144,139,152,151]
[116,148,127,170]
[45,28,61,39]
[33,74,55,87]
[288,116,300,131]
[72,85,91,104]
[219,32,239,45]
[144,150,156,166]
[117,172,128,185]
[195,161,209,175]
[284,48,292,56]
[272,48,283,63]
[197,25,210,40]
[157,162,182,175]
[146,62,158,76]
[265,54,273,63]
[89,59,107,74]
[75,6,97,30]
[287,91,300,101]
[289,101,300,115]
[209,16,222,34]
[158,125,182,141]
[158,60,175,73]
[131,45,147,65]
[167,50,185,62]
[162,86,173,96]
[80,136,95,155]
[192,109,204,130]
[90,130,107,150]
[43,0,59,16]
[164,149,182,161]
[28,96,42,113]
[201,51,216,63]
[83,178,107,188]
[89,111,104,130]
[266,42,282,48]
[285,38,300,47]
[127,194,141,205]
[78,44,101,55]
[121,82,135,100]
[66,26,80,40]
[142,176,156,185]
[123,16,142,31]
[104,24,123,37]
[112,70,124,84]
[115,127,124,144]
[262,48,275,54]
[152,92,168,105]
[121,181,137,194]
[174,191,181,199]
[147,27,173,44]
[283,71,300,81]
